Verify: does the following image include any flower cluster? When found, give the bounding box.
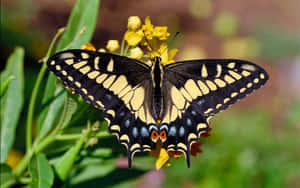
[81,16,178,66]
[124,16,178,65]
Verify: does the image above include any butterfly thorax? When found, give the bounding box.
[152,56,163,119]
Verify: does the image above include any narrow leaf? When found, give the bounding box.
[0,164,15,188]
[0,76,15,97]
[54,129,89,181]
[36,87,66,142]
[36,74,57,134]
[56,0,100,50]
[37,0,100,137]
[0,47,24,162]
[29,153,54,188]
[59,93,78,130]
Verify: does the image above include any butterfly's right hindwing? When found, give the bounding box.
[47,49,157,167]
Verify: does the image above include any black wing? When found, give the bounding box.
[162,59,269,166]
[46,49,158,167]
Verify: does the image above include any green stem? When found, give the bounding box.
[25,28,65,152]
[120,38,125,56]
[26,64,47,151]
[34,133,57,153]
[124,45,130,56]
[96,131,111,138]
[14,149,34,176]
[56,131,111,141]
[15,129,59,177]
[18,177,32,184]
[55,133,82,140]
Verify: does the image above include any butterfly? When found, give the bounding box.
[47,49,268,167]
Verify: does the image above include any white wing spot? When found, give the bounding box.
[94,56,100,70]
[227,62,235,69]
[241,64,256,71]
[201,64,208,78]
[216,64,222,77]
[55,65,61,71]
[107,58,114,72]
[59,53,75,59]
[81,52,89,59]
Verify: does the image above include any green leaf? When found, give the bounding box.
[29,153,54,188]
[37,74,57,134]
[54,129,90,181]
[0,164,15,188]
[69,162,116,186]
[69,168,146,188]
[56,0,100,50]
[36,87,66,142]
[58,93,78,130]
[0,47,24,162]
[0,76,15,97]
[37,0,100,137]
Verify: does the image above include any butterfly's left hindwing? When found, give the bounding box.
[47,50,157,167]
[161,59,268,166]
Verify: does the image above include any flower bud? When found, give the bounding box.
[130,47,144,60]
[127,16,142,30]
[106,40,120,52]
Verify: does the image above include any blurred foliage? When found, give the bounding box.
[163,109,300,188]
[213,12,238,38]
[222,37,261,59]
[255,25,300,59]
[189,0,213,19]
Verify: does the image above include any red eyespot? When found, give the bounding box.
[151,130,159,141]
[159,130,167,140]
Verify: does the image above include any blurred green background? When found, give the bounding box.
[2,0,300,187]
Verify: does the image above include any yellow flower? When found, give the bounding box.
[150,141,206,170]
[142,16,154,40]
[124,30,144,46]
[106,40,120,52]
[153,26,170,40]
[81,43,96,51]
[6,149,23,170]
[155,148,170,170]
[127,16,142,31]
[130,47,144,60]
[148,43,178,65]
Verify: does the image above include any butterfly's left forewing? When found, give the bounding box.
[47,50,157,167]
[162,59,268,166]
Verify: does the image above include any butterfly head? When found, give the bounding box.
[151,56,162,64]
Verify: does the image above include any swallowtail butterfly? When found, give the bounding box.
[47,49,268,167]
